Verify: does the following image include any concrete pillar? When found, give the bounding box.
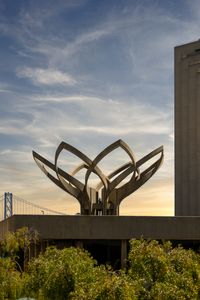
[75,240,83,249]
[121,239,127,269]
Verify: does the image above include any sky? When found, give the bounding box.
[0,0,199,216]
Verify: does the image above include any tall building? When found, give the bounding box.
[175,40,200,215]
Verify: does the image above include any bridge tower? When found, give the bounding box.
[4,192,13,219]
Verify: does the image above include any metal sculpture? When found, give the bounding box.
[33,140,164,215]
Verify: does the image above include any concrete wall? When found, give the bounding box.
[0,215,15,238]
[1,215,200,241]
[175,40,200,215]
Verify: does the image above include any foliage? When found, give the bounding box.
[23,247,75,299]
[0,227,38,300]
[0,227,38,260]
[93,270,138,300]
[23,246,138,300]
[0,257,22,300]
[128,239,200,299]
[1,230,200,299]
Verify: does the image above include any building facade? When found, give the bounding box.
[1,215,200,268]
[175,40,200,215]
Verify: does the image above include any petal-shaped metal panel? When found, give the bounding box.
[55,141,108,192]
[32,151,80,198]
[85,139,138,195]
[116,146,164,204]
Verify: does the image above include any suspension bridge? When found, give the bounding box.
[0,193,67,221]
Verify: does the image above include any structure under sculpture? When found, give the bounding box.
[33,140,163,215]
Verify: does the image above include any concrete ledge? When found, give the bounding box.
[1,215,200,241]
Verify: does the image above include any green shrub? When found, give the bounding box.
[128,239,200,299]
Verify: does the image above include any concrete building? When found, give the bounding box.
[1,215,200,268]
[175,40,200,216]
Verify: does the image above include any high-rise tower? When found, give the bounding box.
[175,40,200,215]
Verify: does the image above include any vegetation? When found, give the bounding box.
[1,229,200,299]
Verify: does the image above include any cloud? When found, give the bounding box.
[16,67,76,86]
[25,26,116,70]
[0,149,31,164]
[0,118,28,135]
[0,82,14,93]
[28,94,105,103]
[14,93,172,138]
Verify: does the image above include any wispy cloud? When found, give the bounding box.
[16,67,76,86]
[28,94,105,103]
[13,93,172,140]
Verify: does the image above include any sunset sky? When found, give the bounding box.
[0,0,199,216]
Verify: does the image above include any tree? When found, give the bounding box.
[23,246,138,300]
[1,227,38,263]
[128,239,200,299]
[2,229,200,299]
[0,257,22,300]
[26,246,74,299]
[0,227,39,300]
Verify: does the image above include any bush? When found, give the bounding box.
[23,246,138,300]
[2,230,200,299]
[0,257,22,300]
[128,239,200,299]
